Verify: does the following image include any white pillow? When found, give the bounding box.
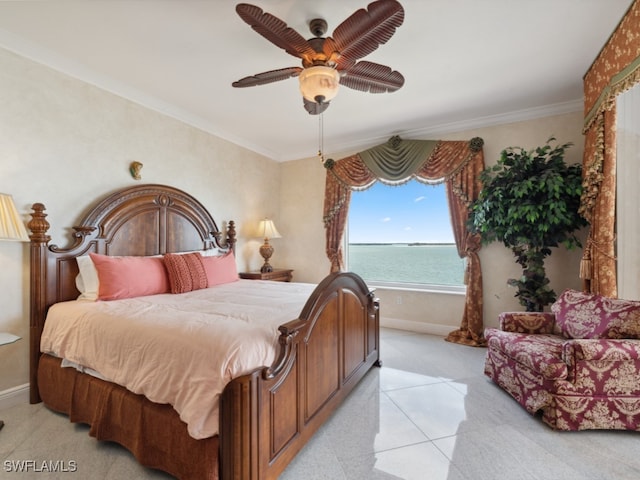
[76,255,100,301]
[200,248,222,257]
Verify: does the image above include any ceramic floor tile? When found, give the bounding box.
[325,392,429,458]
[302,366,429,459]
[380,333,486,381]
[385,382,469,440]
[436,423,615,480]
[442,377,543,432]
[0,403,55,458]
[278,430,348,480]
[339,441,464,480]
[379,366,445,391]
[430,434,458,461]
[379,328,416,340]
[104,447,178,480]
[523,428,640,480]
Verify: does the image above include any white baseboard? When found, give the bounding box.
[0,383,29,410]
[380,317,455,337]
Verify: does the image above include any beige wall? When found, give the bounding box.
[0,47,280,395]
[278,111,586,333]
[278,156,331,282]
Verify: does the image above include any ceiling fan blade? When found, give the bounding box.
[303,97,331,115]
[232,67,303,88]
[340,61,404,93]
[236,4,316,62]
[324,0,404,70]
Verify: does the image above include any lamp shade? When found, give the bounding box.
[299,66,340,103]
[258,219,281,239]
[0,193,29,242]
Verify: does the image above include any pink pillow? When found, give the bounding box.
[201,251,239,287]
[89,253,170,301]
[551,289,640,339]
[163,252,208,294]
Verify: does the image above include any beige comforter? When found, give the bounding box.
[40,279,316,440]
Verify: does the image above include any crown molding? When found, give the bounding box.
[317,99,584,163]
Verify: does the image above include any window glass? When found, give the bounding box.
[347,180,465,286]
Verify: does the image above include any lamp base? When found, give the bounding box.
[259,240,275,274]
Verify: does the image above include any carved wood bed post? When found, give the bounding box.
[28,203,50,404]
[226,220,237,253]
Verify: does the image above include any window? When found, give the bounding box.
[347,180,466,288]
[616,83,640,299]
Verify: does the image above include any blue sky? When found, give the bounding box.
[348,180,455,244]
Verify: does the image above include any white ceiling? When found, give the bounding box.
[0,0,633,162]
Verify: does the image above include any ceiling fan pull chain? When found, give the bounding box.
[318,112,325,163]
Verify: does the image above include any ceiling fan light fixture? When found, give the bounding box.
[299,66,340,104]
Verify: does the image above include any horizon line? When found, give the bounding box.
[349,242,456,245]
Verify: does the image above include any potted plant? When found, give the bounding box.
[469,137,588,311]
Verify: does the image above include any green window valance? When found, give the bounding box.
[359,138,438,184]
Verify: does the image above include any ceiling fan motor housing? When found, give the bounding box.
[309,18,328,37]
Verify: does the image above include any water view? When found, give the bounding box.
[347,243,465,286]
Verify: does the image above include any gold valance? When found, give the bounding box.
[579,0,640,295]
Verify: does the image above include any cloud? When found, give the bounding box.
[404,226,412,231]
[381,217,391,223]
[414,196,425,202]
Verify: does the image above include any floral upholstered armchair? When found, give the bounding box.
[484,289,640,430]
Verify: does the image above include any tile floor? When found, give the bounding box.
[1,328,639,479]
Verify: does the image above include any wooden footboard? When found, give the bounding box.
[220,272,380,480]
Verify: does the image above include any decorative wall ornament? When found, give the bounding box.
[129,161,143,180]
[388,135,402,149]
[323,158,335,170]
[469,137,485,152]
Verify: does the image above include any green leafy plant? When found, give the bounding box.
[469,138,588,311]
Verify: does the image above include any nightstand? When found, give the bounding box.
[239,269,293,282]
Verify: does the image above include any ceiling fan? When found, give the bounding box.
[232,0,405,115]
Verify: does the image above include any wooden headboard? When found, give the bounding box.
[28,184,236,402]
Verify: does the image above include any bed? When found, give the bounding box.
[28,183,380,480]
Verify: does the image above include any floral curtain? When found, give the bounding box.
[580,0,640,296]
[323,136,486,346]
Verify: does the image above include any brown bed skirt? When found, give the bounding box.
[38,354,219,480]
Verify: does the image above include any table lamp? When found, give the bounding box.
[0,193,29,430]
[257,219,281,273]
